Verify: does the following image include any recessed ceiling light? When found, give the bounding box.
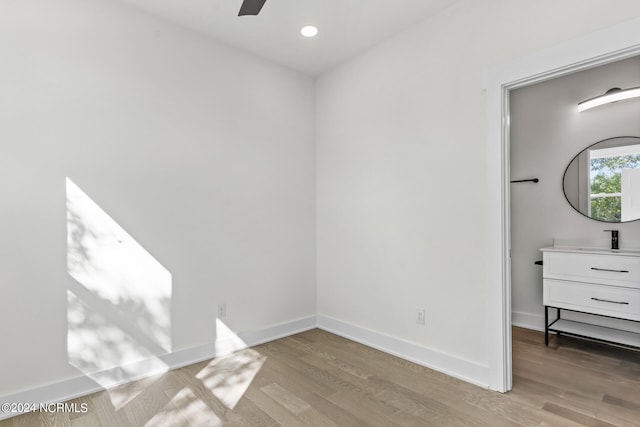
[300,25,318,38]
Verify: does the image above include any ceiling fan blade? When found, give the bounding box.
[238,0,267,16]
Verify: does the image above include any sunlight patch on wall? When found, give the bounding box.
[214,318,249,356]
[67,290,169,391]
[66,177,172,394]
[65,178,265,416]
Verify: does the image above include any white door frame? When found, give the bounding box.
[485,17,640,393]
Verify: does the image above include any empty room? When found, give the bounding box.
[2,0,640,426]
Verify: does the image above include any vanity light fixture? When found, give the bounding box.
[300,25,318,38]
[578,86,640,112]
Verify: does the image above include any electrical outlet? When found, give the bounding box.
[217,303,227,318]
[416,307,425,325]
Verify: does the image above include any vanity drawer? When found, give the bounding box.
[544,251,640,289]
[544,279,640,321]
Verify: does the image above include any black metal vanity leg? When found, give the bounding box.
[545,306,549,346]
[556,308,561,338]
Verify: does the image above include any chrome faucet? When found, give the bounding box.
[604,229,619,250]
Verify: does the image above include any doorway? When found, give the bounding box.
[485,18,640,393]
[509,56,640,336]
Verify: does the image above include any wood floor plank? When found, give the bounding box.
[295,406,340,427]
[255,351,338,398]
[259,383,310,416]
[602,394,640,411]
[542,402,620,427]
[373,378,522,427]
[2,327,639,426]
[229,396,278,427]
[87,392,131,427]
[326,389,403,426]
[510,375,640,427]
[242,386,303,426]
[69,411,100,427]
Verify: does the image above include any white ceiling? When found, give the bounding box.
[116,0,459,75]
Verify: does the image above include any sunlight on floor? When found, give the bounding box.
[197,346,266,410]
[104,379,148,413]
[101,347,266,425]
[165,388,224,426]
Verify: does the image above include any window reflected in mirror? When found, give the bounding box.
[563,136,640,223]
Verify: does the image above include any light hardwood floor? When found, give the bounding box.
[1,327,639,426]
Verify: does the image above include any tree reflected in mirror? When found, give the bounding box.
[563,136,640,223]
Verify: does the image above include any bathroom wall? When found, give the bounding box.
[510,56,640,330]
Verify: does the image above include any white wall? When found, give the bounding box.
[0,0,315,398]
[510,56,640,330]
[316,0,640,386]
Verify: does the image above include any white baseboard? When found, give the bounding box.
[0,316,316,421]
[238,315,317,348]
[316,314,491,389]
[512,311,545,332]
[1,313,495,421]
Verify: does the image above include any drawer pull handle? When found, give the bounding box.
[590,267,629,273]
[591,297,629,305]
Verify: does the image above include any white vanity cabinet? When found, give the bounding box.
[541,246,640,348]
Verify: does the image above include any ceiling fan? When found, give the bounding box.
[238,0,267,16]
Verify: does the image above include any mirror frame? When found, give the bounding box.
[563,135,640,223]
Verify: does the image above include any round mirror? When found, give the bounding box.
[563,136,640,223]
